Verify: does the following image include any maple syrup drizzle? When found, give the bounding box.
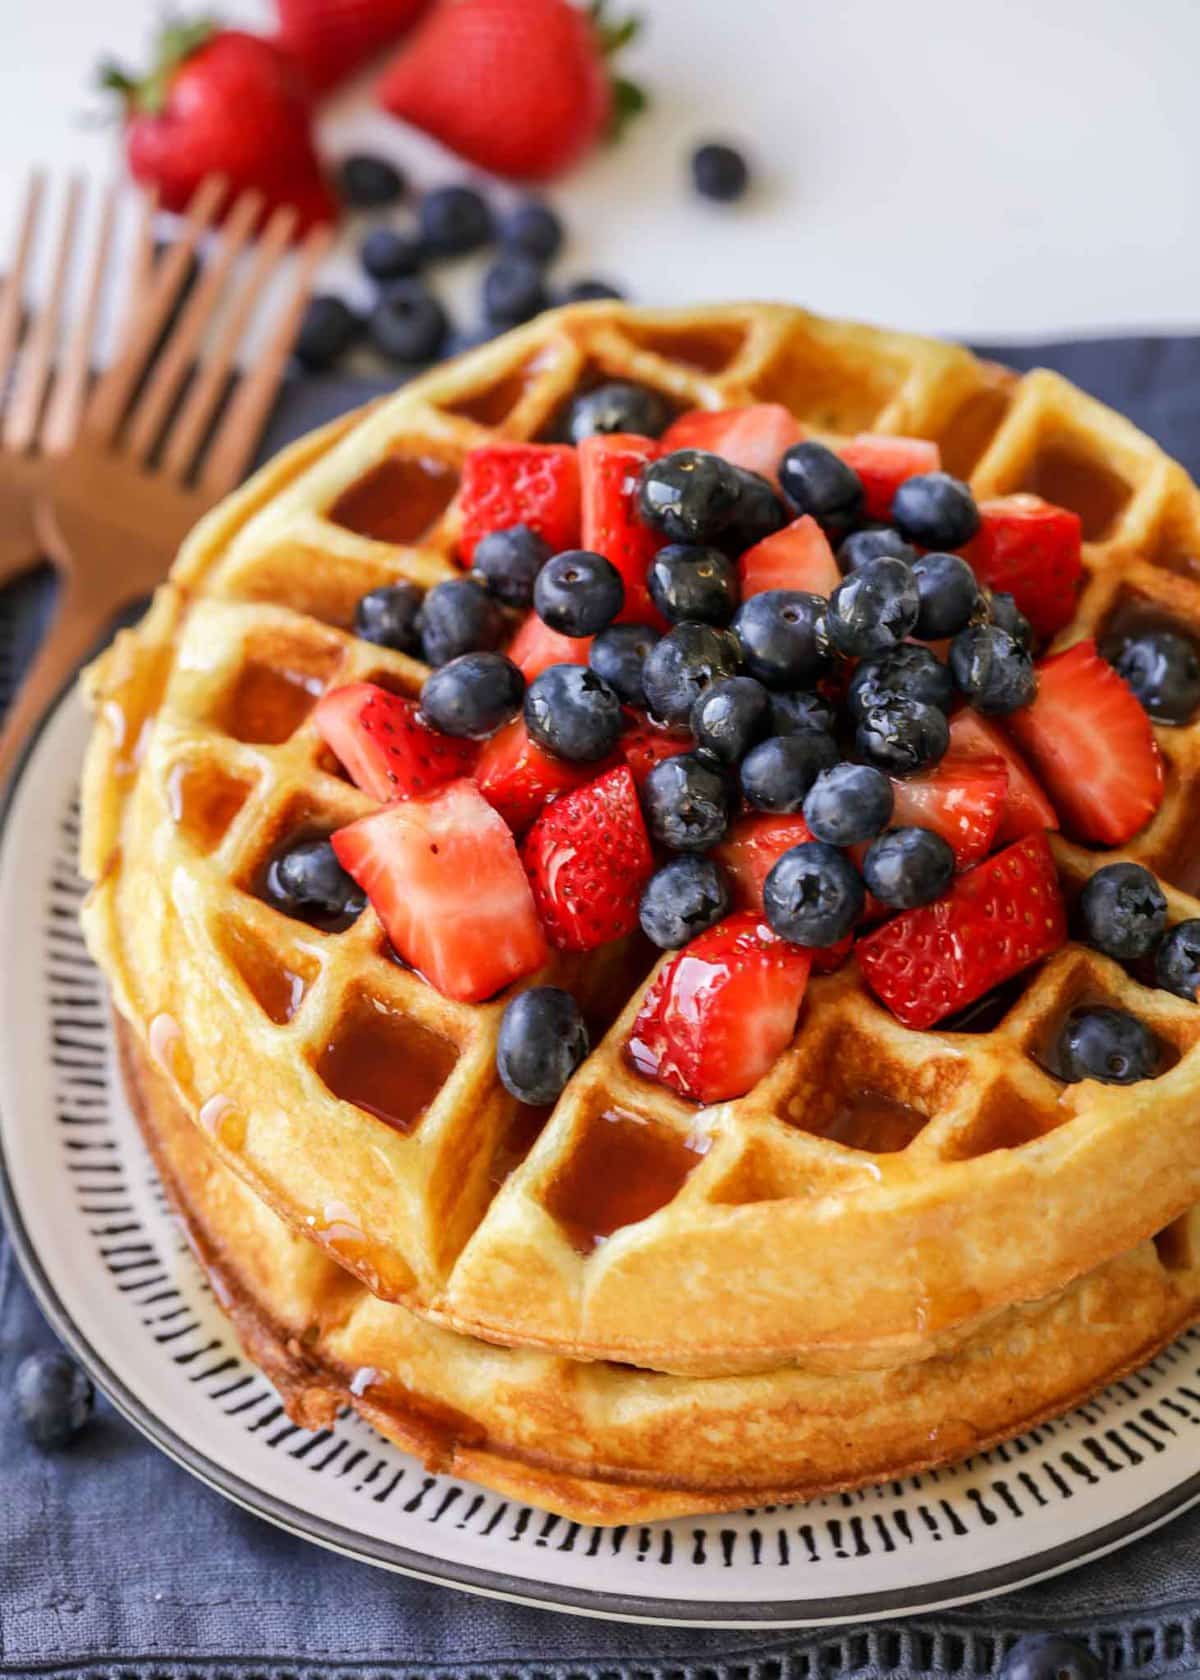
[166,762,251,852]
[816,1090,927,1154]
[443,366,533,427]
[315,996,457,1134]
[219,663,325,745]
[223,923,311,1024]
[937,383,1012,479]
[1020,443,1131,542]
[329,453,460,545]
[102,644,172,784]
[544,1108,707,1254]
[489,1103,553,1188]
[623,322,744,374]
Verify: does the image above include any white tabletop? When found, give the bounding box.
[4,0,1199,345]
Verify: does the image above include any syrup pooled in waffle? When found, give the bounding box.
[80,304,1200,1380]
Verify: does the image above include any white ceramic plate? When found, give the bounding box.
[4,687,1200,1627]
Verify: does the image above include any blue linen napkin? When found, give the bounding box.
[4,338,1200,1680]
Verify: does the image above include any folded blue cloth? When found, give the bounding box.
[4,340,1200,1680]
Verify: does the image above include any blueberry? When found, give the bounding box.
[360,226,423,282]
[769,688,836,736]
[855,696,950,776]
[418,577,504,666]
[648,544,740,626]
[778,442,865,541]
[639,450,742,544]
[837,526,917,573]
[497,987,589,1105]
[763,841,865,946]
[910,551,980,638]
[338,153,406,208]
[482,253,548,326]
[718,467,788,555]
[421,651,524,739]
[803,763,894,846]
[418,184,494,256]
[566,381,671,443]
[524,664,623,762]
[15,1350,94,1448]
[1103,625,1200,725]
[1000,1633,1102,1680]
[368,281,448,363]
[641,622,742,726]
[266,839,365,927]
[990,590,1034,651]
[1058,1006,1160,1085]
[642,752,732,852]
[732,590,832,688]
[691,141,750,202]
[862,826,955,908]
[690,675,770,763]
[828,556,920,657]
[949,624,1036,713]
[740,732,840,813]
[639,854,731,948]
[891,471,979,549]
[1078,861,1167,960]
[588,623,658,705]
[847,644,954,719]
[534,549,625,636]
[561,278,625,303]
[500,200,563,262]
[1156,919,1200,1002]
[471,523,552,608]
[353,582,423,654]
[294,294,360,371]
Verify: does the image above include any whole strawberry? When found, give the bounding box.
[377,0,646,182]
[100,21,337,235]
[276,0,431,98]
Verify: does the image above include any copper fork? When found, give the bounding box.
[0,172,332,786]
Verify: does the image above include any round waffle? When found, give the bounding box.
[80,303,1200,1380]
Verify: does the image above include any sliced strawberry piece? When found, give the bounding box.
[314,682,475,803]
[837,435,941,521]
[713,813,856,970]
[458,443,580,565]
[507,612,592,682]
[660,404,805,484]
[628,911,811,1103]
[1004,639,1165,846]
[889,754,1008,869]
[521,764,654,951]
[475,717,600,833]
[857,832,1067,1030]
[579,432,666,626]
[333,780,546,1002]
[947,708,1058,843]
[619,717,694,790]
[963,495,1083,642]
[739,514,839,599]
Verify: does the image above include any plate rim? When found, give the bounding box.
[3,684,1200,1628]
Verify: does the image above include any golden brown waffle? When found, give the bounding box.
[79,304,1200,1382]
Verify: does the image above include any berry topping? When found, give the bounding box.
[739,514,840,600]
[507,611,592,681]
[769,688,837,737]
[740,731,840,814]
[642,751,732,852]
[642,622,743,726]
[628,911,811,1104]
[497,987,589,1106]
[418,183,495,256]
[855,695,950,777]
[619,717,694,789]
[639,854,732,949]
[715,818,854,973]
[265,838,367,927]
[989,590,1034,650]
[661,404,805,482]
[763,841,865,946]
[1078,861,1167,960]
[333,780,548,1003]
[1157,920,1200,1002]
[888,753,1008,869]
[522,764,653,951]
[828,555,920,657]
[777,441,865,540]
[803,762,894,846]
[16,1350,94,1448]
[963,495,1083,642]
[847,644,954,719]
[909,551,981,639]
[524,663,623,762]
[360,226,423,282]
[732,590,832,688]
[338,152,406,208]
[857,832,1067,1029]
[459,443,581,566]
[1103,623,1200,725]
[1057,1006,1160,1085]
[482,252,549,326]
[947,708,1058,842]
[368,281,448,364]
[475,717,598,832]
[315,682,476,801]
[861,826,956,909]
[647,544,740,626]
[691,141,750,202]
[562,278,625,303]
[837,526,917,573]
[578,432,667,625]
[719,468,788,555]
[891,470,980,550]
[567,382,671,443]
[948,623,1037,714]
[638,449,742,544]
[1000,1634,1102,1680]
[588,623,659,705]
[471,523,553,608]
[500,200,564,262]
[534,548,625,636]
[836,434,941,521]
[690,675,770,764]
[417,577,505,667]
[295,295,360,371]
[353,581,423,654]
[420,651,525,739]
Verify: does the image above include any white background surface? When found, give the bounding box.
[2,0,1199,344]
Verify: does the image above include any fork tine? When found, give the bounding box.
[41,178,121,456]
[3,175,84,454]
[85,172,227,445]
[162,201,296,483]
[198,218,333,498]
[114,185,160,351]
[0,171,46,406]
[123,186,264,466]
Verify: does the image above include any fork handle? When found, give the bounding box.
[0,576,109,790]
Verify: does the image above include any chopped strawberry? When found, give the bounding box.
[948,708,1058,843]
[458,444,580,565]
[889,754,1008,869]
[507,612,592,682]
[660,404,805,484]
[963,495,1083,642]
[713,813,855,971]
[276,0,428,97]
[837,435,941,522]
[332,780,548,1003]
[619,717,694,790]
[475,717,599,833]
[739,514,839,600]
[857,832,1067,1030]
[1004,639,1165,847]
[314,682,474,803]
[579,432,666,626]
[627,911,811,1103]
[521,764,653,951]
